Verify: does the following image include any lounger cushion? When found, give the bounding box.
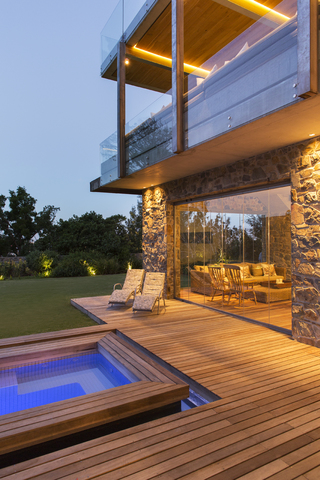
[108,288,134,305]
[133,295,157,312]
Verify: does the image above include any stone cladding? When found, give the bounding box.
[142,137,320,346]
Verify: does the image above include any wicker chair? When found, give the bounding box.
[188,267,213,296]
[224,265,257,306]
[208,266,230,304]
[132,272,166,314]
[108,269,145,306]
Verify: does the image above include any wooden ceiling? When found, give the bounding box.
[104,0,293,92]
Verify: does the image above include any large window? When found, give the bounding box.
[174,185,291,330]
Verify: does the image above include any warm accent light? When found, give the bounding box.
[125,58,130,65]
[229,0,289,23]
[309,133,316,137]
[132,46,210,77]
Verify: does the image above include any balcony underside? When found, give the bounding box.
[101,0,290,92]
[91,95,320,194]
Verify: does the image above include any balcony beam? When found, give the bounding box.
[172,0,184,154]
[117,41,126,178]
[297,0,318,98]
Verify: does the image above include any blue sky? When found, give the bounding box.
[0,0,147,221]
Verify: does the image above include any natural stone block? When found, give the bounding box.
[291,189,297,202]
[297,263,314,276]
[292,318,315,342]
[295,286,319,304]
[291,204,304,225]
[304,308,319,322]
[292,304,303,315]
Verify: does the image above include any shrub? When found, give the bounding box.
[128,255,143,270]
[93,257,120,275]
[26,250,60,275]
[0,260,32,279]
[51,255,89,277]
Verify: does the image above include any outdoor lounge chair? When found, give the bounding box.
[132,272,165,314]
[108,269,145,306]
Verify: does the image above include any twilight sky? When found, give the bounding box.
[0,0,157,221]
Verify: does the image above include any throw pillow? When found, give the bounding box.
[251,265,263,276]
[239,265,251,279]
[261,263,276,276]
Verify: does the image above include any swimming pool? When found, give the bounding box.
[0,353,132,415]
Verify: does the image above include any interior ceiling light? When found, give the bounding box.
[228,0,289,23]
[132,46,210,77]
[309,133,316,137]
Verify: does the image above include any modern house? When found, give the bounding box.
[91,0,320,346]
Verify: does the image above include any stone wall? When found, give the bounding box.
[270,214,292,281]
[291,139,320,346]
[142,137,320,346]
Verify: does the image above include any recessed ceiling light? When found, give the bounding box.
[309,133,316,137]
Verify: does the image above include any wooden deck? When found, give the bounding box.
[179,289,292,332]
[2,297,320,478]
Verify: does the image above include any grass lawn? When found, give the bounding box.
[0,274,125,339]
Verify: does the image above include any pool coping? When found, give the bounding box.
[0,328,189,456]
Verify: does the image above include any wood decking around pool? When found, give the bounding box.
[0,329,188,459]
[2,297,320,478]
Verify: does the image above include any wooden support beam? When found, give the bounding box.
[172,0,184,154]
[117,41,126,178]
[297,0,318,98]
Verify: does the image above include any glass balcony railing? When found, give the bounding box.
[100,132,118,185]
[125,90,173,175]
[101,1,122,67]
[185,0,298,148]
[100,90,172,186]
[101,0,149,68]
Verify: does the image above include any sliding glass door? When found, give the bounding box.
[174,185,291,330]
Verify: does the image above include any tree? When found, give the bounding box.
[0,187,59,255]
[126,199,142,253]
[36,211,130,262]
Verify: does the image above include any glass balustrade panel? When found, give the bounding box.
[100,132,118,185]
[125,77,172,175]
[101,0,123,67]
[184,0,298,149]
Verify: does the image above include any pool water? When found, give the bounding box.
[181,388,208,410]
[0,353,131,415]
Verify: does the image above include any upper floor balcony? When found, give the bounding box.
[91,0,320,194]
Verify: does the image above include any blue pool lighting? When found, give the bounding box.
[0,353,131,415]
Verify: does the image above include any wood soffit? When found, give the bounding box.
[105,0,287,92]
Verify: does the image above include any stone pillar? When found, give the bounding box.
[291,140,320,345]
[142,186,174,298]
